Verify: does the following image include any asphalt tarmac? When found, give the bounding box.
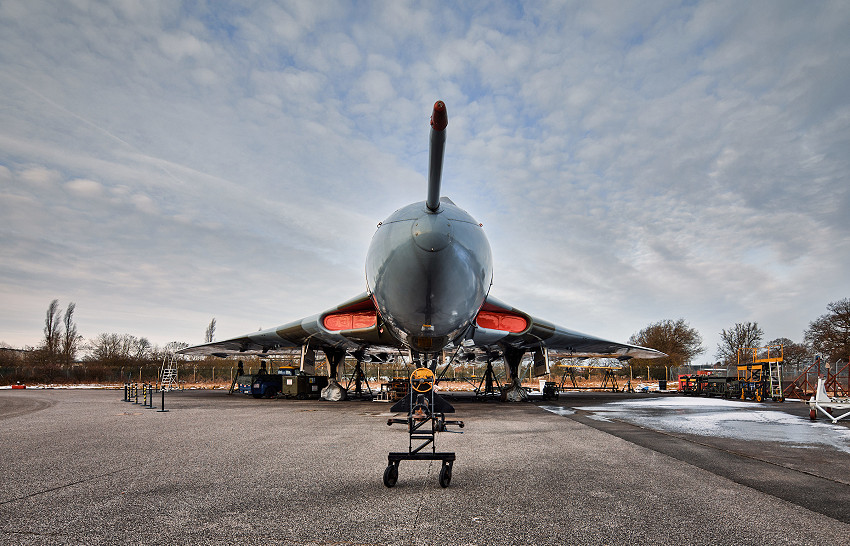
[1,388,849,545]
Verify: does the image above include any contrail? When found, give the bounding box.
[4,73,187,185]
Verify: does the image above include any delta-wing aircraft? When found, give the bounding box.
[179,101,664,401]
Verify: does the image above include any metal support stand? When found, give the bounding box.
[601,369,619,392]
[345,360,374,399]
[384,368,463,488]
[474,360,501,397]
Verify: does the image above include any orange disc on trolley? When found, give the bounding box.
[410,368,435,393]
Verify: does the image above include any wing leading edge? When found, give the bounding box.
[177,292,404,358]
[470,295,665,360]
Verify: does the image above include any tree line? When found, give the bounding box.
[0,300,190,380]
[628,298,850,378]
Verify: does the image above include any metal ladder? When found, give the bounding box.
[160,353,179,392]
[768,361,783,401]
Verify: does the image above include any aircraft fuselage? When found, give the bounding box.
[365,198,492,354]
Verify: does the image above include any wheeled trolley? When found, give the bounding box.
[384,452,456,488]
[384,367,463,488]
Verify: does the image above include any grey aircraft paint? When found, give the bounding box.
[365,198,492,354]
[179,101,665,372]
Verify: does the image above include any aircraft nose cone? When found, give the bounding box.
[412,213,452,252]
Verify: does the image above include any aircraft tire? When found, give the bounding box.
[383,464,398,488]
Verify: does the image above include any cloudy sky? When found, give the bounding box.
[1,1,848,362]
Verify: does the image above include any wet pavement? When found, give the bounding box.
[548,394,850,452]
[1,388,849,545]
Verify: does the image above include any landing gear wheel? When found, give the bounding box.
[383,464,398,488]
[810,408,817,420]
[439,464,452,488]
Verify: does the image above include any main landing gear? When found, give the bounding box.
[384,367,463,488]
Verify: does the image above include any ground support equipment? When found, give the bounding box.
[159,353,179,392]
[384,368,463,488]
[785,356,849,400]
[557,365,621,392]
[736,345,784,402]
[344,360,374,400]
[541,381,559,400]
[808,377,850,424]
[473,360,501,397]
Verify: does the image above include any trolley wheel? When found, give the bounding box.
[439,463,452,488]
[810,408,817,420]
[383,464,398,488]
[754,391,762,403]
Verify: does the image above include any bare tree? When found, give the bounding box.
[133,337,152,360]
[61,302,82,365]
[205,318,216,343]
[716,322,764,365]
[86,333,155,365]
[804,298,850,363]
[87,333,123,363]
[629,318,704,378]
[151,341,189,363]
[42,299,63,363]
[766,337,811,376]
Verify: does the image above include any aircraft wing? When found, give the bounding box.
[470,295,665,360]
[177,292,404,359]
[178,292,663,362]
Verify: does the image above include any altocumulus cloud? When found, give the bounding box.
[0,0,848,358]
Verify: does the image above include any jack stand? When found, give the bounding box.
[384,368,463,488]
[475,360,501,397]
[345,360,373,400]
